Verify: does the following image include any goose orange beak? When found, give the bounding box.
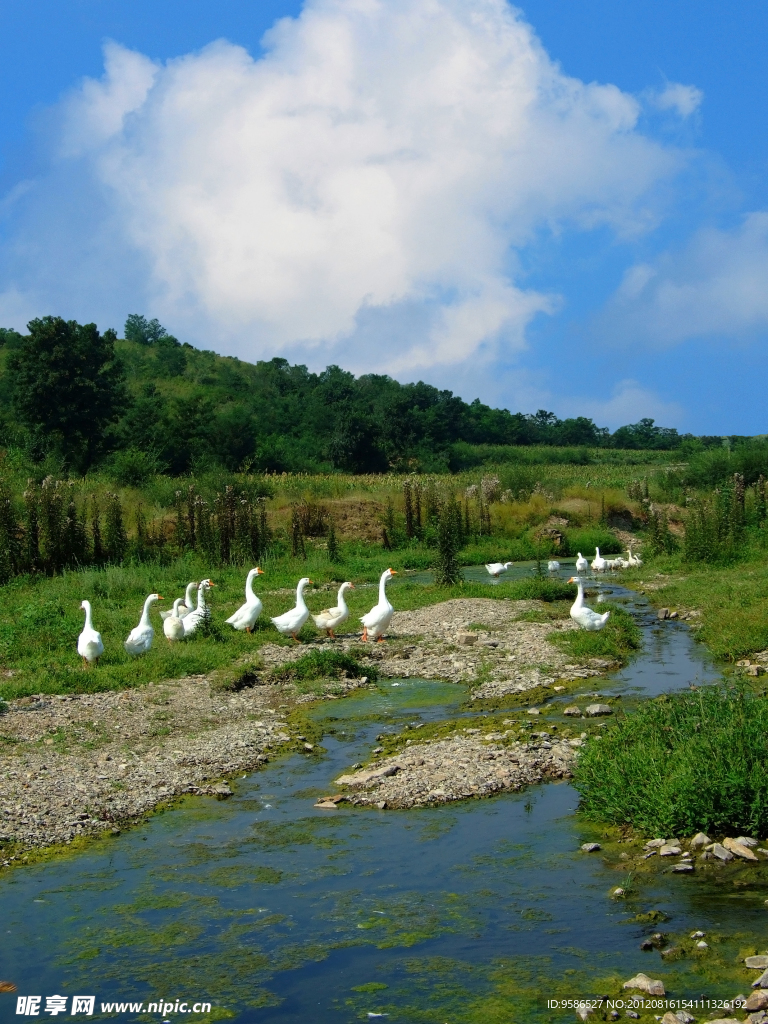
[388,568,398,574]
[256,568,264,574]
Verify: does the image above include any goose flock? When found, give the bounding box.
[76,567,401,666]
[76,543,642,665]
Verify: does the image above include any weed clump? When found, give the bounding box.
[573,684,768,836]
[269,649,375,683]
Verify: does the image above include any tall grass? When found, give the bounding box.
[573,685,768,836]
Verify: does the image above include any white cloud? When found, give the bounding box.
[1,0,684,375]
[561,379,683,430]
[649,81,703,118]
[602,212,768,345]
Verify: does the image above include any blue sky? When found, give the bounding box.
[1,0,766,434]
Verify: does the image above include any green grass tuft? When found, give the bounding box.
[548,604,642,663]
[269,649,376,683]
[573,684,768,835]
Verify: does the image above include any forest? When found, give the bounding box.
[0,314,726,479]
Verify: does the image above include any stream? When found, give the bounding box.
[1,566,766,1022]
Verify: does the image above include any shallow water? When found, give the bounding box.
[1,588,765,1022]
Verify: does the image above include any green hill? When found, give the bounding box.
[0,314,698,477]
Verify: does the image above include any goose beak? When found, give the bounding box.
[308,579,313,584]
[256,568,264,574]
[157,595,164,600]
[209,582,216,587]
[567,577,575,583]
[349,583,355,589]
[388,568,398,575]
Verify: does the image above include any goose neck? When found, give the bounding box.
[141,595,155,624]
[378,572,390,603]
[296,580,309,610]
[246,571,257,602]
[82,601,93,629]
[197,587,207,611]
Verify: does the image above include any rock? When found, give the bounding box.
[581,842,601,852]
[747,665,765,676]
[528,707,540,715]
[658,608,670,620]
[736,836,759,847]
[575,1004,594,1021]
[644,838,667,849]
[690,930,705,938]
[661,1014,682,1024]
[210,782,232,798]
[313,800,339,809]
[711,842,734,862]
[456,632,478,646]
[625,1013,639,1020]
[622,973,665,996]
[669,611,679,619]
[612,887,626,897]
[746,990,768,1011]
[335,764,401,787]
[690,832,711,850]
[673,1012,696,1024]
[660,844,682,856]
[746,957,768,970]
[724,837,758,861]
[696,939,708,947]
[753,969,768,989]
[673,863,694,873]
[563,706,581,716]
[585,703,612,716]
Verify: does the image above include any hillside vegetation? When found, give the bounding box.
[0,315,711,477]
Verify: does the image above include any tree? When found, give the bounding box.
[8,316,127,470]
[124,314,168,345]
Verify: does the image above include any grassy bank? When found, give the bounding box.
[0,549,573,702]
[573,683,768,836]
[634,550,768,661]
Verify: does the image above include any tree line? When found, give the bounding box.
[0,314,725,477]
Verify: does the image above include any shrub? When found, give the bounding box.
[107,447,164,487]
[573,684,768,836]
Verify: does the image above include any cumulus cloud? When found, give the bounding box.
[1,0,684,375]
[601,212,768,346]
[649,81,703,118]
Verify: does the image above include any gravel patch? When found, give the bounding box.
[332,729,579,809]
[0,674,364,857]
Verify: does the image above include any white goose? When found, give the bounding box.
[547,560,560,572]
[568,576,610,631]
[591,547,607,573]
[226,567,265,633]
[312,582,354,638]
[627,546,643,567]
[161,581,198,620]
[77,600,104,667]
[361,568,397,641]
[124,593,163,655]
[183,579,215,637]
[486,561,513,578]
[575,552,589,573]
[163,598,186,642]
[271,577,312,642]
